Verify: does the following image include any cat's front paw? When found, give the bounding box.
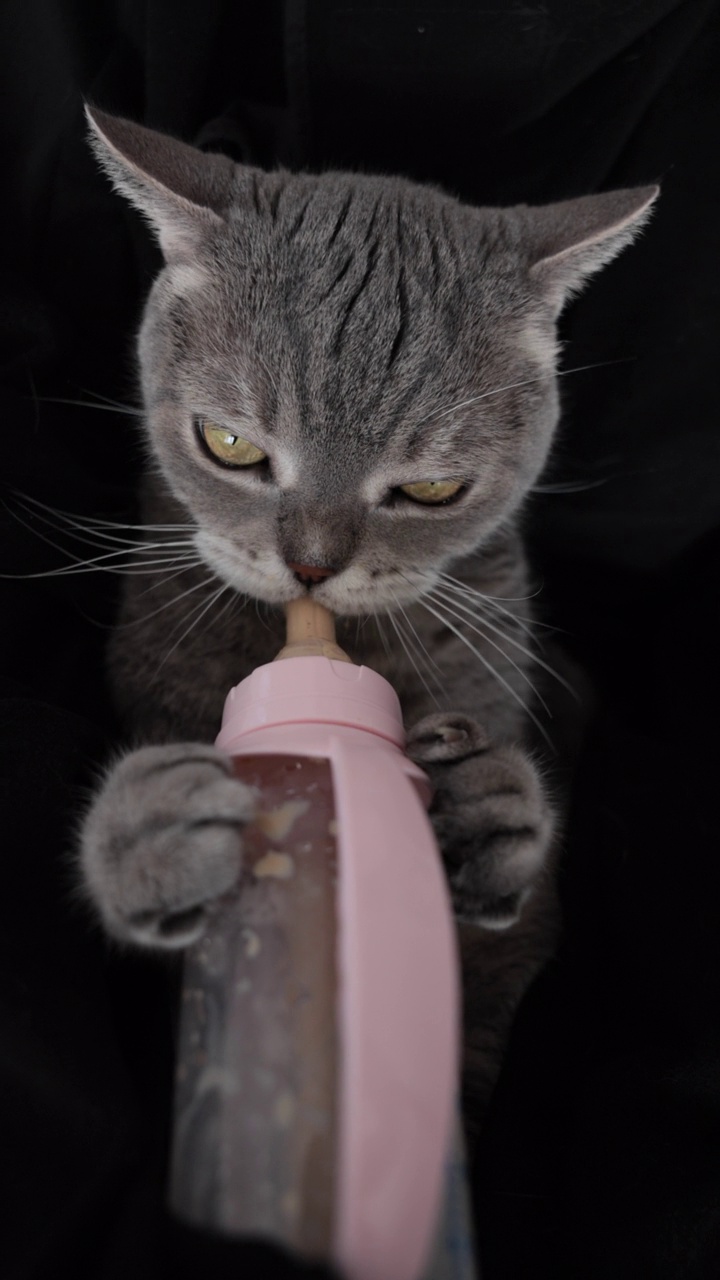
[406,713,554,929]
[80,744,255,949]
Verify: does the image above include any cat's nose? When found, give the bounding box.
[286,561,336,586]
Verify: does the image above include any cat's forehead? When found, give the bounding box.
[152,168,539,466]
[198,173,524,436]
[223,165,516,305]
[234,167,457,238]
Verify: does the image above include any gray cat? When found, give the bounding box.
[79,106,656,1127]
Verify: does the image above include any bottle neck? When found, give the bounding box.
[216,655,406,753]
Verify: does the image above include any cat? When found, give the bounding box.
[78,105,657,1132]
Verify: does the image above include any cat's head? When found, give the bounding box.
[87,107,656,616]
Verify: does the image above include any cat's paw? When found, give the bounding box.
[406,713,554,929]
[80,744,255,949]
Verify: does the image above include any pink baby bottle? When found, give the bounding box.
[169,600,477,1279]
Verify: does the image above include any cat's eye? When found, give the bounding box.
[197,419,267,468]
[398,480,464,505]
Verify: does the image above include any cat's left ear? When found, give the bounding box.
[526,185,659,313]
[85,104,235,259]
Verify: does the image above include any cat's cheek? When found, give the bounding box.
[193,530,296,605]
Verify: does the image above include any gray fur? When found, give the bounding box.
[79,106,657,1120]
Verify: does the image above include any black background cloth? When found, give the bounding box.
[1,2,719,1276]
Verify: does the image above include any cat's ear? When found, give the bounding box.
[85,104,236,259]
[527,186,659,312]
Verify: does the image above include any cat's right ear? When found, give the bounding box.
[85,105,236,259]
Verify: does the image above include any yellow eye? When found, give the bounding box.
[198,419,267,467]
[399,479,464,505]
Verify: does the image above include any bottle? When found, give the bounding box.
[169,601,475,1280]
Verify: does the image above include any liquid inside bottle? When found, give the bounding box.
[169,754,338,1259]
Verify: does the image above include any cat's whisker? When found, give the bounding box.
[413,358,631,432]
[2,502,199,578]
[425,588,550,714]
[386,609,441,708]
[439,574,562,637]
[134,562,202,599]
[23,517,196,552]
[20,520,196,556]
[435,576,542,641]
[387,601,444,707]
[155,580,232,673]
[531,478,608,494]
[393,596,447,687]
[437,569,540,606]
[436,571,561,634]
[76,387,144,415]
[214,585,249,629]
[10,490,191,533]
[372,611,392,659]
[5,558,202,581]
[113,571,221,628]
[430,583,575,697]
[9,494,195,550]
[417,594,553,747]
[436,576,536,637]
[36,393,144,417]
[252,595,277,634]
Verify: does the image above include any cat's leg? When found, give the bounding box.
[79,744,255,949]
[406,711,560,1134]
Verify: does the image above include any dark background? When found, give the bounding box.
[1,2,719,1276]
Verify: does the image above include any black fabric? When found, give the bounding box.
[1,2,718,1276]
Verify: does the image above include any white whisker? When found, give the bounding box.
[412,359,631,433]
[436,574,536,637]
[16,512,195,554]
[134,562,201,599]
[212,587,248,631]
[394,596,446,685]
[531,478,607,494]
[417,594,552,747]
[3,498,201,579]
[431,583,575,696]
[387,602,443,707]
[37,393,144,417]
[11,492,193,540]
[437,569,540,606]
[426,588,549,714]
[18,515,194,552]
[436,571,559,635]
[372,611,392,658]
[114,572,220,628]
[4,560,201,580]
[155,581,231,673]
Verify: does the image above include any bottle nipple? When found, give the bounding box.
[275,598,353,664]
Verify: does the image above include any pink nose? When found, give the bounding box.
[286,561,335,584]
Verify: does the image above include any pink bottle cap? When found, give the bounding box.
[217,656,405,749]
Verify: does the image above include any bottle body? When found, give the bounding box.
[169,658,464,1280]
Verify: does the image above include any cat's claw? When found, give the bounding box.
[407,713,554,930]
[80,743,255,949]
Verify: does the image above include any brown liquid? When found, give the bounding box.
[169,755,338,1259]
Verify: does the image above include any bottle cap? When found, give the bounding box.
[217,657,405,749]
